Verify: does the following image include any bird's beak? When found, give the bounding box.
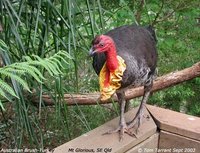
[89,48,97,57]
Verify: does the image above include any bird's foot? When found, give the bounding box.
[103,123,137,141]
[127,113,144,134]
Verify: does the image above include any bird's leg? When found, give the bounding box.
[104,91,135,141]
[127,82,153,133]
[125,100,130,112]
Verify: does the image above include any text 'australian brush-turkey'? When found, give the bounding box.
[89,25,158,141]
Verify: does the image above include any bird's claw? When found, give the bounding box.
[127,113,144,134]
[103,124,137,141]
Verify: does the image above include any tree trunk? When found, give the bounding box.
[31,62,200,106]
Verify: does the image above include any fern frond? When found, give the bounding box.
[46,59,63,74]
[0,87,13,103]
[0,70,31,92]
[0,87,8,100]
[31,55,57,76]
[42,59,61,75]
[5,68,26,74]
[0,39,8,52]
[19,64,46,80]
[50,54,70,65]
[57,51,73,60]
[10,64,44,83]
[0,100,5,111]
[23,56,33,62]
[50,57,65,69]
[0,47,72,103]
[32,60,56,76]
[0,79,18,98]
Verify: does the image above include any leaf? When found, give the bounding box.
[11,64,44,83]
[0,100,5,111]
[47,59,63,74]
[33,55,62,76]
[4,0,22,24]
[0,39,9,53]
[52,54,69,65]
[0,69,31,92]
[58,51,73,60]
[6,68,26,75]
[50,57,65,69]
[0,79,18,98]
[0,87,9,100]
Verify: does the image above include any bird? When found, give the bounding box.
[89,24,157,141]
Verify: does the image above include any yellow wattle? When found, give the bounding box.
[99,55,126,101]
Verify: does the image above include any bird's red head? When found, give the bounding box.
[89,35,115,56]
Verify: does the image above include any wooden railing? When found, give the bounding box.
[32,62,200,106]
[53,105,200,153]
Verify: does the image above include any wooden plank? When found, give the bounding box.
[126,132,159,153]
[159,130,200,153]
[54,107,157,153]
[146,105,200,141]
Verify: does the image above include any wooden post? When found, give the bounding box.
[146,105,200,152]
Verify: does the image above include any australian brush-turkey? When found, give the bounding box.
[89,25,157,141]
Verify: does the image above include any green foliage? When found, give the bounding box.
[0,37,72,148]
[149,85,195,111]
[0,0,199,149]
[144,1,200,115]
[0,39,71,111]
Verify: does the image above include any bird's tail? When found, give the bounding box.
[146,25,157,43]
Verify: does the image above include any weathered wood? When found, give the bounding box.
[126,133,159,153]
[53,107,157,153]
[53,105,200,152]
[159,130,200,153]
[147,105,200,141]
[32,62,200,106]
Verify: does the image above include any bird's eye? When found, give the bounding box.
[99,43,104,47]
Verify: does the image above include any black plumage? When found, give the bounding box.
[93,25,157,87]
